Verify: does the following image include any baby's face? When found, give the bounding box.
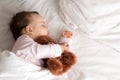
[29,14,48,39]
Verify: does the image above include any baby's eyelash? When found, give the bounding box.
[42,24,45,27]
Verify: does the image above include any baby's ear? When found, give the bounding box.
[25,26,33,34]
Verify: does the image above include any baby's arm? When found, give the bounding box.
[35,31,71,59]
[35,44,63,58]
[36,31,72,59]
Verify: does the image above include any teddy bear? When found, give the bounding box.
[35,31,77,76]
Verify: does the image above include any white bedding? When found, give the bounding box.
[59,0,120,80]
[0,49,58,80]
[0,0,120,80]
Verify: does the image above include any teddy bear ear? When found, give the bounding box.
[34,35,56,44]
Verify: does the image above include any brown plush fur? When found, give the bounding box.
[35,35,77,76]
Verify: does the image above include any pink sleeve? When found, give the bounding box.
[32,43,62,59]
[59,37,72,46]
[12,35,62,60]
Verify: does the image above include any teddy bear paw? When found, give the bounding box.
[47,58,63,75]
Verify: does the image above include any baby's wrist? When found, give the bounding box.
[59,37,72,46]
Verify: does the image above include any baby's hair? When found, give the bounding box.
[10,11,39,40]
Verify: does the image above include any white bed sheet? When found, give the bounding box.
[0,49,59,80]
[59,0,120,80]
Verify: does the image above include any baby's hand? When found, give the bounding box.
[62,31,73,38]
[60,43,69,52]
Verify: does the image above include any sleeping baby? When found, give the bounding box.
[10,11,73,67]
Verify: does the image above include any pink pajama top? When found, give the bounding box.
[12,35,71,66]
